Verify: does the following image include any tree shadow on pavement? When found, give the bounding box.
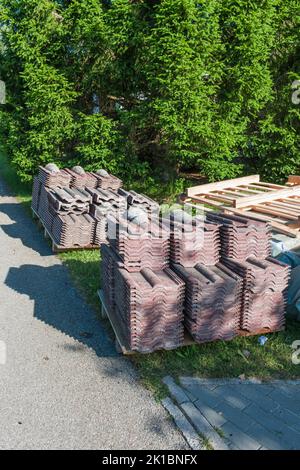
[0,202,52,257]
[5,263,117,358]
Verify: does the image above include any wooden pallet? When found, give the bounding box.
[32,207,99,253]
[186,175,300,237]
[97,290,283,355]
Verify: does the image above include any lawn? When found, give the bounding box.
[1,150,300,398]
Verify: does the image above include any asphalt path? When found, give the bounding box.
[0,177,187,450]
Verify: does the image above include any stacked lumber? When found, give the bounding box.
[186,174,300,237]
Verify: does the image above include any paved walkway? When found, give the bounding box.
[163,376,300,450]
[0,178,187,450]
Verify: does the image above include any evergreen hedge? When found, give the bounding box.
[0,0,299,184]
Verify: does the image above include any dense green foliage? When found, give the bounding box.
[0,0,299,184]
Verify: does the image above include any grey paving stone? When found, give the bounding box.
[244,403,300,449]
[162,398,203,450]
[213,385,252,410]
[244,403,286,433]
[215,400,256,433]
[221,421,261,450]
[184,389,198,403]
[180,377,223,390]
[236,385,279,412]
[163,376,190,405]
[180,377,264,389]
[179,381,223,409]
[272,407,300,433]
[272,380,300,386]
[194,399,227,428]
[275,385,294,398]
[247,422,292,450]
[181,401,229,450]
[269,389,300,413]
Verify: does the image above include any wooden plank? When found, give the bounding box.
[212,189,245,197]
[191,195,228,207]
[187,175,260,197]
[282,197,300,206]
[183,202,209,213]
[234,186,300,208]
[237,186,265,194]
[264,201,300,214]
[254,182,287,189]
[252,205,299,220]
[247,184,275,191]
[238,327,285,337]
[221,207,299,237]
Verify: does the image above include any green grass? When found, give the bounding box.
[1,149,300,399]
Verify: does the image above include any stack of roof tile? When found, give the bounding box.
[88,188,127,244]
[65,167,97,189]
[101,244,120,315]
[91,170,123,191]
[206,213,271,261]
[107,214,170,272]
[118,189,159,218]
[37,186,55,232]
[101,205,186,353]
[113,266,185,352]
[163,214,220,267]
[31,164,126,248]
[47,187,92,215]
[52,213,96,248]
[101,245,185,352]
[222,256,290,332]
[173,263,243,343]
[37,165,71,188]
[32,177,42,213]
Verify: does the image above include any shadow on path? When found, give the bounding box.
[5,263,116,358]
[0,202,52,256]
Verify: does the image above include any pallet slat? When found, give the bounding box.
[187,175,300,236]
[187,175,260,197]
